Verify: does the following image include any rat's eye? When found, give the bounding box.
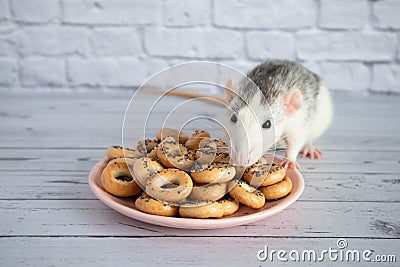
[230,114,237,123]
[262,120,271,129]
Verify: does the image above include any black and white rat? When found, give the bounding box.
[147,59,333,169]
[223,59,333,169]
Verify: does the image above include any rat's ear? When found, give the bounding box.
[283,89,303,116]
[224,78,235,103]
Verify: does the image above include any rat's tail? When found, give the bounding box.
[141,89,226,106]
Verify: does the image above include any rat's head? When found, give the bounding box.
[223,78,303,166]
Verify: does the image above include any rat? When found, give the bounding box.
[146,59,333,169]
[223,59,333,169]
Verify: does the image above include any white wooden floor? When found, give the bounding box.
[0,90,399,266]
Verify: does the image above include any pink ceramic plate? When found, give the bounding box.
[88,158,304,229]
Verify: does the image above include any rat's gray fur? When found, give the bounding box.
[237,59,321,123]
[225,59,332,167]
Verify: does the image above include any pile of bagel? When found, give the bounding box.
[101,128,292,219]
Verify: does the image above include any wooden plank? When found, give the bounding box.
[1,90,399,113]
[0,147,398,164]
[1,200,399,238]
[0,149,398,173]
[1,133,399,151]
[1,102,398,133]
[0,237,398,267]
[0,92,399,137]
[1,90,399,150]
[2,171,399,202]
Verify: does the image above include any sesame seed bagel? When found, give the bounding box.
[228,180,265,209]
[190,162,236,184]
[195,141,217,165]
[189,182,227,201]
[106,145,144,160]
[147,146,158,159]
[260,177,292,200]
[218,197,240,216]
[101,160,141,197]
[135,192,179,217]
[212,139,229,153]
[186,130,211,150]
[156,136,193,170]
[179,201,224,219]
[132,157,164,188]
[156,128,188,144]
[146,169,193,203]
[106,157,136,167]
[212,152,231,164]
[243,163,286,187]
[133,139,159,155]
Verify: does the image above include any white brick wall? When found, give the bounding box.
[0,0,399,93]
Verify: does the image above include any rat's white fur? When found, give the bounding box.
[225,83,332,166]
[226,90,280,165]
[277,83,332,163]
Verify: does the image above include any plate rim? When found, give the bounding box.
[88,158,305,229]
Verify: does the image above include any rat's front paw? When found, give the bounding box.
[281,159,300,170]
[300,143,323,160]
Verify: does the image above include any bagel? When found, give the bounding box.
[156,128,188,144]
[243,163,285,187]
[187,148,197,161]
[135,192,178,217]
[147,146,158,159]
[179,201,224,218]
[218,197,240,216]
[213,152,231,164]
[106,145,144,160]
[260,177,292,200]
[133,139,159,155]
[228,180,265,209]
[101,160,141,197]
[190,162,236,184]
[106,157,136,167]
[189,182,227,201]
[212,139,229,153]
[132,157,164,188]
[146,169,193,202]
[186,130,211,150]
[156,136,193,170]
[195,141,217,165]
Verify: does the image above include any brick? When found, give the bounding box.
[14,26,89,56]
[0,36,17,57]
[163,0,209,27]
[67,57,168,86]
[10,0,59,23]
[0,0,10,20]
[63,0,159,25]
[144,28,242,59]
[219,60,256,75]
[213,0,316,29]
[297,31,397,61]
[159,60,222,94]
[246,32,295,60]
[136,57,169,83]
[318,62,370,91]
[217,60,259,87]
[0,58,18,86]
[373,0,400,29]
[371,64,400,93]
[20,58,66,86]
[319,0,368,29]
[90,28,142,57]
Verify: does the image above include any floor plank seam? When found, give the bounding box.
[0,235,399,240]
